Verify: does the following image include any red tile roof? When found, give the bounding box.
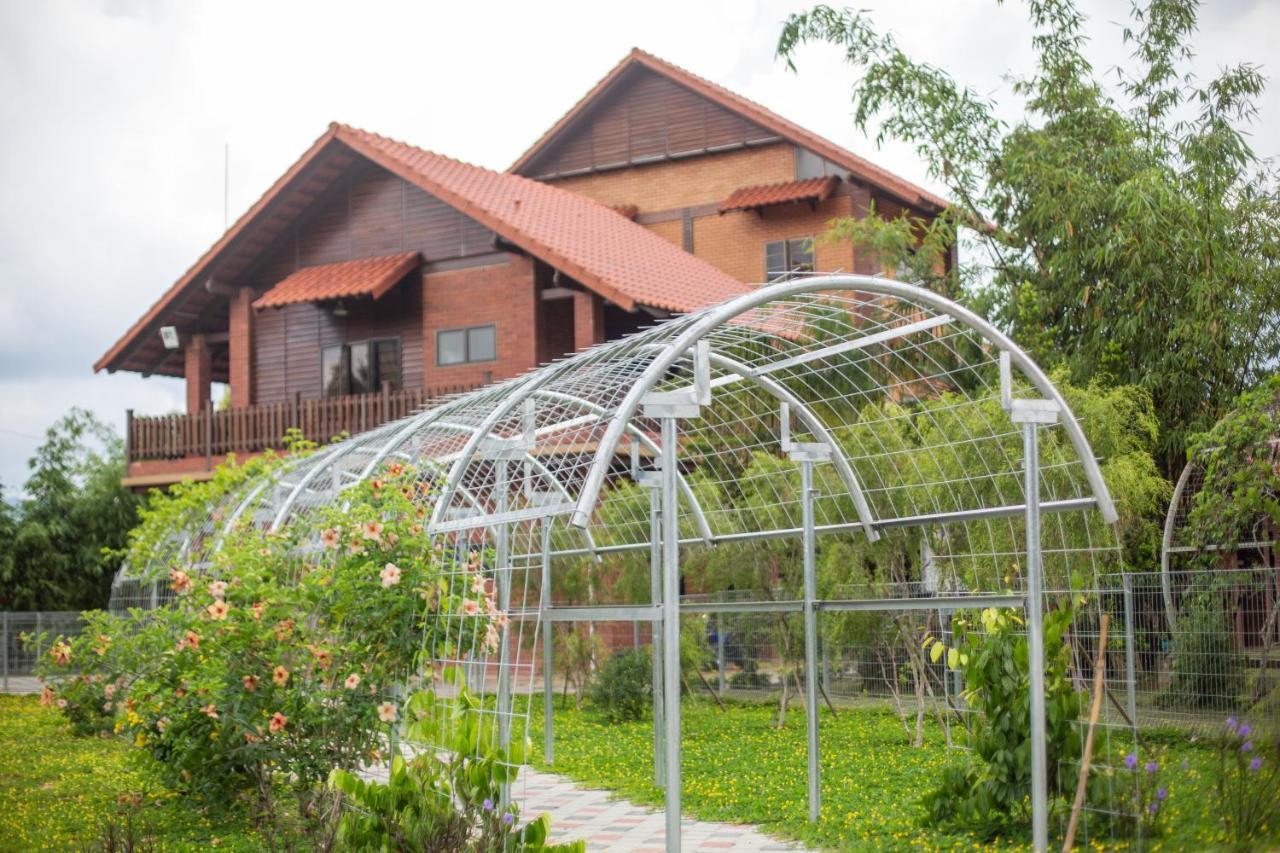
[332,124,749,314]
[96,124,753,374]
[253,251,421,309]
[510,48,950,213]
[720,176,837,213]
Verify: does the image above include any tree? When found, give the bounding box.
[779,0,1280,474]
[0,409,141,611]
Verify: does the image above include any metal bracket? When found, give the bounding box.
[1008,398,1061,425]
[788,442,832,464]
[642,389,702,420]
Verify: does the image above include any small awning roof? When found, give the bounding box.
[253,251,421,310]
[720,176,838,214]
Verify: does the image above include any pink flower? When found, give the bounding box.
[269,712,288,733]
[56,698,68,709]
[102,702,113,712]
[484,623,500,654]
[471,574,487,594]
[361,520,384,541]
[207,600,230,621]
[201,704,218,719]
[49,641,72,666]
[209,580,227,600]
[344,673,361,690]
[380,563,402,588]
[462,599,479,616]
[272,665,290,687]
[179,631,200,652]
[377,702,398,723]
[103,683,116,699]
[251,601,265,621]
[496,611,510,629]
[39,686,55,707]
[321,527,341,548]
[169,569,192,594]
[156,717,169,733]
[243,674,260,692]
[386,462,404,477]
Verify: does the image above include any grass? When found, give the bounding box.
[528,697,1271,851]
[0,694,274,852]
[3,691,1272,851]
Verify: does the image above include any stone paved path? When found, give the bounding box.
[516,767,808,852]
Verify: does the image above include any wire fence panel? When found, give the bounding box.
[1,611,85,689]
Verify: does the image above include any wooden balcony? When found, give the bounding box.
[123,385,476,487]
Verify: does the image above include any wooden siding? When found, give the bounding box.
[253,279,423,405]
[247,159,497,404]
[527,66,779,178]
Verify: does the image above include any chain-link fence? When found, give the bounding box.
[0,611,85,692]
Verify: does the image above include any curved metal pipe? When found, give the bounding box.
[571,274,1118,530]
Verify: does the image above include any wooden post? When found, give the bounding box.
[124,409,134,467]
[1063,614,1110,852]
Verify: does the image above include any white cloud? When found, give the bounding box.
[0,0,1275,495]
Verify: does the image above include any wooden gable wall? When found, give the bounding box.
[524,67,780,179]
[249,159,502,404]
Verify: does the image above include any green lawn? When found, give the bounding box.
[529,698,1261,851]
[2,692,1268,851]
[0,695,275,852]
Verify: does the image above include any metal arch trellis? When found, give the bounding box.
[110,274,1131,852]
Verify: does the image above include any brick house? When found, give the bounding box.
[96,50,947,488]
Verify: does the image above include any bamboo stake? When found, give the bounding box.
[1063,613,1109,852]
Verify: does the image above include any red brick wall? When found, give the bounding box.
[550,143,794,212]
[572,291,604,351]
[184,333,211,414]
[422,255,540,388]
[229,288,254,407]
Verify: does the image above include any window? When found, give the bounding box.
[322,339,401,396]
[794,146,844,179]
[437,324,496,366]
[765,237,815,282]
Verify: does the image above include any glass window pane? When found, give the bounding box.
[374,340,401,391]
[765,241,787,282]
[437,330,466,366]
[467,326,495,362]
[322,346,345,397]
[349,342,371,394]
[788,237,815,273]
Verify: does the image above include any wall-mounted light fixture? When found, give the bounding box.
[159,326,181,350]
[332,301,349,318]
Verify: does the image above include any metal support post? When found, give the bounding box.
[660,415,682,851]
[646,478,665,787]
[1122,573,1138,726]
[2,611,8,693]
[541,521,554,765]
[643,384,702,853]
[1009,396,1058,853]
[791,442,829,824]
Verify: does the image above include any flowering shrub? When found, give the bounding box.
[1212,717,1280,843]
[1117,749,1168,838]
[34,459,510,834]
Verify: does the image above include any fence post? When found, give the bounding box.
[1122,573,1138,726]
[716,617,726,694]
[35,612,42,668]
[541,522,554,766]
[2,611,9,693]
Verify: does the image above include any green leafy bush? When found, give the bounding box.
[1157,576,1245,711]
[921,605,1088,838]
[588,648,652,723]
[1212,717,1280,843]
[330,686,583,851]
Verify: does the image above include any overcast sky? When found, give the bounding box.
[0,0,1276,498]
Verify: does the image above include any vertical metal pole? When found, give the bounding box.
[716,617,726,694]
[650,482,665,787]
[801,459,821,824]
[1023,421,1049,853]
[1122,573,1138,726]
[2,611,8,693]
[660,416,682,852]
[494,459,512,810]
[542,521,554,766]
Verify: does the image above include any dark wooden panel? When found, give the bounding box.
[529,66,778,176]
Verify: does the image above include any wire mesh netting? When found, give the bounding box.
[96,275,1154,845]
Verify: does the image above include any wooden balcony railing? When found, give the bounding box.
[126,385,478,464]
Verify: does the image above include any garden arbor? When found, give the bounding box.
[112,274,1125,852]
